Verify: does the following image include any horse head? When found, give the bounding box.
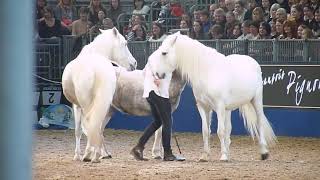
[148,31,181,77]
[95,27,137,71]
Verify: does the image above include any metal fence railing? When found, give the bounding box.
[34,37,320,83]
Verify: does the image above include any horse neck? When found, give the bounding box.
[89,40,112,59]
[175,38,225,87]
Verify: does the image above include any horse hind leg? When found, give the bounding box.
[73,104,83,161]
[196,102,212,162]
[251,93,277,160]
[100,113,113,159]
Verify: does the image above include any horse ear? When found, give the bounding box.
[99,29,105,33]
[112,27,119,36]
[171,35,178,46]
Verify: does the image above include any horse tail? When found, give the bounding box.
[82,65,116,148]
[239,103,276,146]
[239,103,259,141]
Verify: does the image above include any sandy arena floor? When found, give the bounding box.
[33,129,320,180]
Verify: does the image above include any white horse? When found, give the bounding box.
[147,32,277,162]
[62,28,137,163]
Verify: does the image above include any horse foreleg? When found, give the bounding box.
[197,102,212,162]
[223,110,232,161]
[73,104,83,161]
[216,107,228,161]
[152,126,163,159]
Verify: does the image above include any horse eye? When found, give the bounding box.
[162,52,168,55]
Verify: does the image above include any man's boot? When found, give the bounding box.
[163,149,177,161]
[130,145,147,161]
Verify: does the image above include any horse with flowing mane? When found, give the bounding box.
[147,32,277,162]
[62,28,137,163]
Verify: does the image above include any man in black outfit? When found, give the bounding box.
[130,61,177,161]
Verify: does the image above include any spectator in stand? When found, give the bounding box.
[237,20,254,39]
[181,13,192,28]
[88,0,107,25]
[261,0,271,21]
[289,4,304,26]
[252,7,265,24]
[275,0,290,13]
[156,0,171,23]
[179,19,191,35]
[213,8,226,30]
[233,0,246,22]
[299,0,311,7]
[190,20,208,40]
[258,21,272,39]
[38,6,70,38]
[297,24,307,39]
[312,8,320,38]
[244,0,257,21]
[303,5,316,29]
[225,11,240,38]
[123,14,147,38]
[149,21,167,41]
[127,24,147,41]
[218,0,227,12]
[54,0,77,30]
[36,0,47,22]
[225,0,235,12]
[282,20,298,39]
[302,27,315,39]
[288,0,299,8]
[268,3,281,22]
[249,21,260,39]
[89,10,106,34]
[200,10,212,33]
[231,23,242,39]
[170,1,184,18]
[208,24,225,39]
[275,19,285,39]
[276,8,287,23]
[192,8,202,22]
[310,0,320,11]
[107,0,123,27]
[209,3,219,20]
[102,18,114,30]
[132,0,150,18]
[72,7,90,37]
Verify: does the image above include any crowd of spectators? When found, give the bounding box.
[35,0,320,42]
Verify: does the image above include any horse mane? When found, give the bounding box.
[81,30,114,58]
[174,35,226,88]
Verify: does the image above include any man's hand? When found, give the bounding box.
[154,79,161,87]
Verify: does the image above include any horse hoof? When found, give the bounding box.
[73,154,81,161]
[261,153,269,160]
[153,156,162,160]
[220,154,229,162]
[220,159,229,162]
[91,158,101,163]
[82,157,91,162]
[101,155,112,159]
[198,158,208,162]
